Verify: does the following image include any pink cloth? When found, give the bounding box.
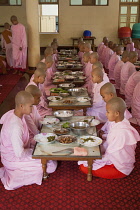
[120,61,136,95]
[1,30,13,67]
[135,48,140,60]
[86,80,108,123]
[114,60,124,89]
[83,62,93,91]
[104,48,114,69]
[78,51,84,60]
[52,53,58,63]
[97,42,104,60]
[100,46,107,66]
[108,53,120,80]
[26,81,52,118]
[126,43,135,52]
[0,110,57,190]
[78,118,139,175]
[99,45,106,62]
[44,67,56,96]
[24,105,41,140]
[131,82,140,125]
[11,23,27,69]
[125,71,140,108]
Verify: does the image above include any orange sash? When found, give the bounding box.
[1,30,12,44]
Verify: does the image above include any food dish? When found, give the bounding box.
[54,110,73,121]
[53,128,70,136]
[79,136,102,147]
[47,96,62,102]
[34,133,57,143]
[77,97,90,103]
[40,118,60,127]
[57,135,77,144]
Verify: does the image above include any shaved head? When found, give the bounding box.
[85,42,91,50]
[122,51,129,59]
[108,41,113,48]
[25,85,41,97]
[45,55,53,63]
[36,62,46,69]
[44,46,53,56]
[4,22,10,29]
[129,51,138,60]
[92,67,103,78]
[100,82,116,95]
[116,45,124,53]
[90,52,99,59]
[83,52,90,59]
[103,37,108,43]
[34,68,46,78]
[15,91,33,107]
[107,97,126,114]
[10,15,18,22]
[92,61,103,69]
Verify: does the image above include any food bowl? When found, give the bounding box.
[57,135,77,144]
[47,96,62,102]
[65,75,78,81]
[63,70,72,75]
[58,83,75,90]
[70,122,89,136]
[53,110,74,121]
[68,88,84,96]
[77,97,90,103]
[53,128,70,136]
[40,118,60,127]
[79,136,102,147]
[34,133,57,143]
[59,91,70,97]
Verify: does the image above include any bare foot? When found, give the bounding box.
[13,70,18,74]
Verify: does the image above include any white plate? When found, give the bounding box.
[40,118,60,127]
[79,76,86,80]
[79,136,102,147]
[77,97,90,103]
[34,133,57,143]
[47,96,62,102]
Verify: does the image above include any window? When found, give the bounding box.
[70,0,108,6]
[39,0,59,33]
[0,0,21,6]
[119,0,140,29]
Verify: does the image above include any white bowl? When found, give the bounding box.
[40,118,60,127]
[34,133,57,143]
[47,96,62,102]
[77,97,90,103]
[79,136,102,147]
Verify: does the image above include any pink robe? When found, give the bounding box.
[86,80,108,123]
[125,71,140,108]
[130,82,140,126]
[120,61,136,95]
[83,62,93,91]
[11,23,27,70]
[78,119,139,175]
[114,60,124,89]
[1,30,13,67]
[135,48,140,61]
[108,53,120,80]
[0,110,57,190]
[78,51,84,60]
[44,67,56,97]
[26,81,52,117]
[97,42,104,60]
[24,105,41,140]
[126,43,135,52]
[100,46,107,66]
[104,48,114,69]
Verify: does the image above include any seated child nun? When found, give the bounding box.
[90,52,99,65]
[79,97,139,179]
[125,71,140,109]
[25,85,42,140]
[41,46,53,63]
[51,42,58,63]
[120,51,138,95]
[86,67,108,123]
[126,37,135,52]
[134,40,140,61]
[129,81,140,126]
[108,45,124,80]
[104,41,114,69]
[99,82,132,141]
[84,42,93,54]
[44,56,56,97]
[100,39,108,66]
[114,51,129,89]
[27,68,52,117]
[51,38,59,47]
[0,91,57,190]
[97,37,108,60]
[82,52,92,87]
[78,42,85,61]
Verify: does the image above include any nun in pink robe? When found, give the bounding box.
[26,81,52,117]
[130,82,140,126]
[78,118,140,176]
[126,43,135,52]
[108,52,120,80]
[86,80,108,123]
[135,48,140,61]
[83,62,93,90]
[120,61,136,95]
[78,51,84,61]
[11,23,27,71]
[114,60,124,89]
[0,110,57,190]
[104,48,114,69]
[125,71,140,108]
[44,67,56,97]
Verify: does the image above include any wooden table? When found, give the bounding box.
[32,116,102,181]
[57,66,83,71]
[71,37,96,46]
[48,90,92,116]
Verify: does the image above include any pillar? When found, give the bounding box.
[26,0,40,70]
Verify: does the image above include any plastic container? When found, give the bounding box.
[132,23,140,38]
[118,27,131,38]
[83,30,91,38]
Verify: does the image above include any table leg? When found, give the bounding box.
[41,159,49,180]
[83,108,87,116]
[87,159,93,181]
